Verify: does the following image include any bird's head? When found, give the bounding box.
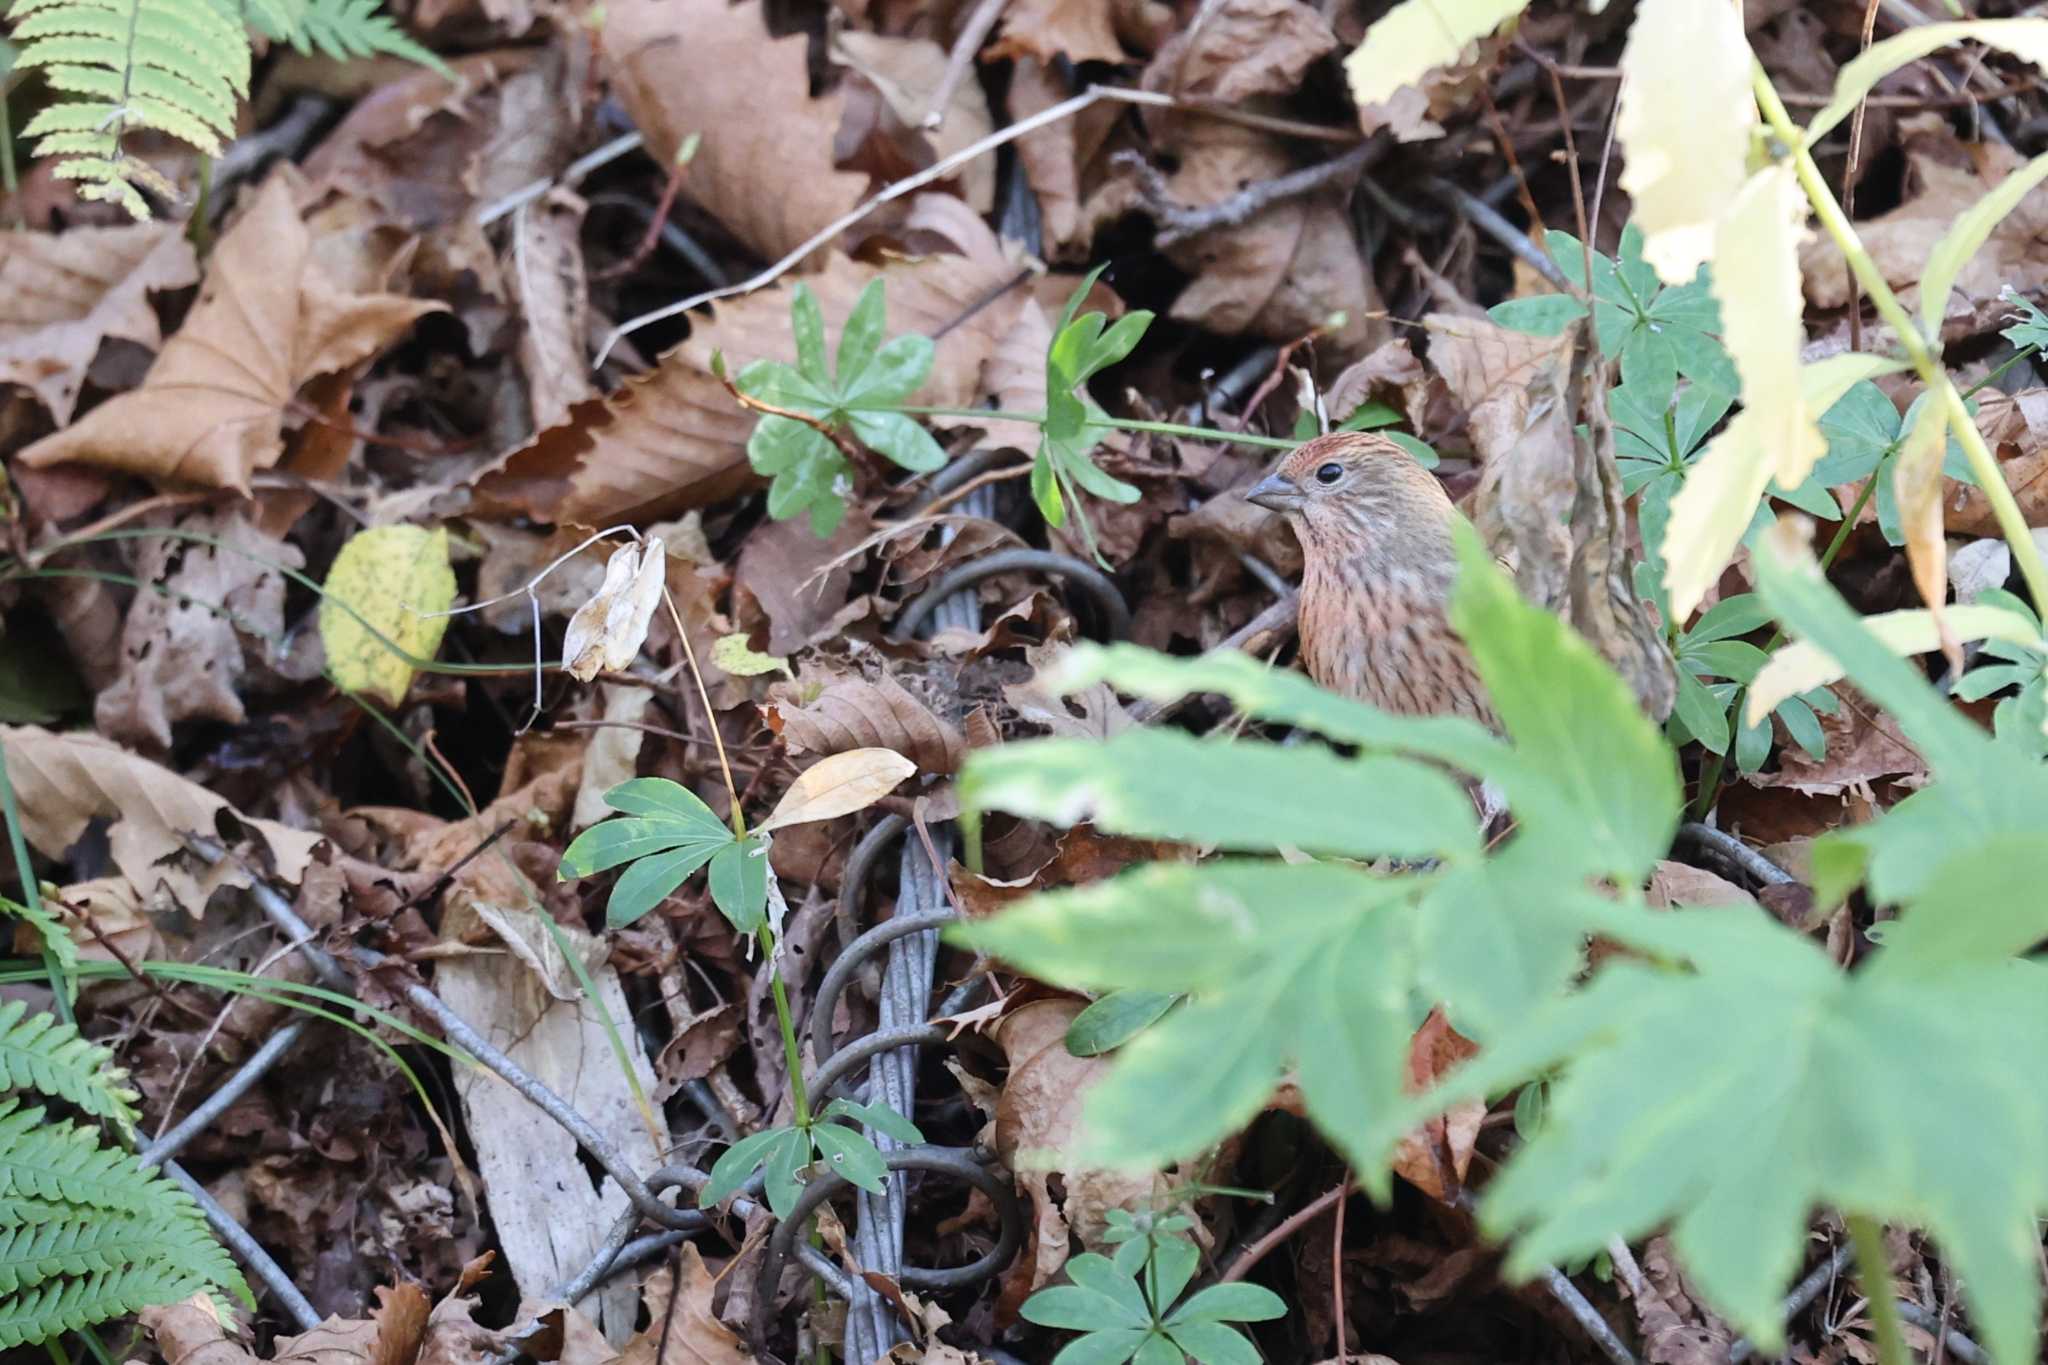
[1244,432,1457,568]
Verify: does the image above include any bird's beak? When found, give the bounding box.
[1245,472,1303,513]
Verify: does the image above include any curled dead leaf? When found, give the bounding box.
[561,538,667,681]
[758,747,918,833]
[766,676,966,774]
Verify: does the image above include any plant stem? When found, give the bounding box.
[660,589,746,839]
[893,405,1300,450]
[1846,1215,1910,1365]
[760,924,811,1126]
[0,745,70,1025]
[1754,65,2048,612]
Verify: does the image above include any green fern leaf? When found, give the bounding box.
[1,896,80,1007]
[0,1000,137,1128]
[0,1261,213,1349]
[0,1102,165,1211]
[5,0,253,215]
[290,0,446,72]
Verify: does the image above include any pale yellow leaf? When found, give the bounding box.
[1891,398,1956,665]
[1713,164,1821,487]
[1747,603,2042,720]
[1920,151,2048,337]
[561,538,667,682]
[1616,0,1756,284]
[1662,353,1904,620]
[1805,19,2048,146]
[319,525,455,707]
[757,747,915,833]
[1342,0,1530,111]
[710,633,792,679]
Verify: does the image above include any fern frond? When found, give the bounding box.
[1,895,80,1008]
[0,998,138,1128]
[0,1101,165,1212]
[290,0,445,71]
[6,0,253,216]
[0,1261,214,1349]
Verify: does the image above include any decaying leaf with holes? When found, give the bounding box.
[561,539,666,681]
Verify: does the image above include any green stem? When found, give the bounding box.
[1756,66,2048,612]
[1846,1216,1910,1365]
[892,406,1300,451]
[0,744,70,1024]
[760,925,811,1127]
[1960,344,2039,402]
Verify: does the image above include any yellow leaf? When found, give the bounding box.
[318,525,455,707]
[1920,150,2048,338]
[1662,353,1903,621]
[1747,603,2042,721]
[562,538,667,681]
[1616,0,1756,284]
[1713,164,1821,487]
[710,633,793,679]
[1892,397,1957,667]
[1804,19,2048,146]
[1343,0,1530,111]
[757,747,915,833]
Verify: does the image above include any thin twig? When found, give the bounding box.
[1427,179,1573,291]
[1115,139,1386,248]
[1219,1181,1348,1283]
[1331,1175,1352,1361]
[596,85,1358,362]
[1845,0,1883,354]
[923,0,1008,129]
[711,363,869,465]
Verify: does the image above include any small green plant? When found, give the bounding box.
[1666,592,1835,771]
[1952,587,2048,760]
[559,777,772,932]
[1020,1212,1284,1365]
[696,1096,922,1219]
[735,278,950,536]
[1027,268,1153,547]
[0,996,252,1347]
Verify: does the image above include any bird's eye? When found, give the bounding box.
[1314,462,1343,485]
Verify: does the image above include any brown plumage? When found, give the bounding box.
[1245,431,1499,732]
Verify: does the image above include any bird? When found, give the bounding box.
[1244,431,1500,734]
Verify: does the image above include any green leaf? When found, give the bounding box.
[605,840,726,928]
[810,1122,888,1194]
[1332,400,1404,432]
[1049,1329,1150,1365]
[556,818,710,879]
[834,278,888,389]
[748,410,834,477]
[602,778,731,829]
[821,1098,925,1145]
[1449,526,1680,879]
[1163,1322,1261,1365]
[1165,1282,1287,1325]
[1024,1256,1151,1330]
[1488,295,1588,336]
[707,834,770,934]
[699,1126,794,1207]
[790,284,829,388]
[762,1122,810,1218]
[1686,593,1770,644]
[1383,431,1441,469]
[1670,670,1731,754]
[961,729,1480,862]
[849,409,947,472]
[1065,990,1182,1057]
[1999,285,2048,351]
[841,333,934,409]
[1130,1333,1183,1365]
[1147,1235,1200,1311]
[1776,694,1826,760]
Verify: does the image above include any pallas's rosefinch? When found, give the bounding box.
[1245,431,1500,733]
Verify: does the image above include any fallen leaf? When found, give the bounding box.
[561,538,667,682]
[0,724,322,911]
[571,683,654,829]
[987,0,1158,64]
[1746,686,1930,795]
[1944,386,2048,533]
[601,0,867,262]
[319,524,457,707]
[1144,0,1334,104]
[757,747,917,833]
[710,634,793,679]
[832,31,996,213]
[1343,0,1525,117]
[766,675,966,774]
[16,173,441,490]
[1390,1007,1481,1201]
[1646,861,1757,909]
[94,508,304,750]
[0,221,198,422]
[617,1247,751,1365]
[506,190,595,432]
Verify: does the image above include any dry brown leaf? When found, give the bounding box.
[507,191,595,432]
[1389,1007,1481,1201]
[832,31,996,213]
[1746,686,1929,796]
[42,877,163,965]
[1802,114,2048,331]
[617,1247,750,1365]
[478,227,1020,525]
[987,0,1169,64]
[94,509,303,750]
[561,538,666,681]
[571,683,653,829]
[1145,0,1335,103]
[732,510,872,657]
[1425,311,1574,468]
[766,675,967,774]
[1006,58,1132,255]
[1646,861,1757,909]
[17,174,441,491]
[602,0,867,263]
[993,999,1169,1297]
[0,222,198,423]
[0,724,321,911]
[1945,386,2048,533]
[758,747,916,833]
